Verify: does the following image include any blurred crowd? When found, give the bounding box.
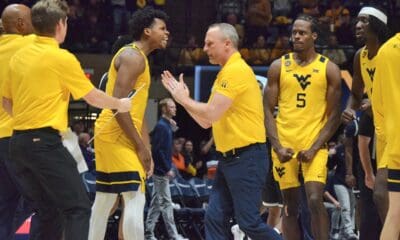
[2,0,399,72]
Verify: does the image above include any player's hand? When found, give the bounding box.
[137,144,152,174]
[147,158,154,178]
[360,98,371,111]
[297,148,318,163]
[345,174,357,188]
[117,98,132,112]
[276,147,295,163]
[334,201,341,209]
[365,174,375,190]
[341,108,355,124]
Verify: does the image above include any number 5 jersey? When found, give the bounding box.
[276,53,329,151]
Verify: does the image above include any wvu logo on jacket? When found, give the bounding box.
[293,74,311,90]
[366,67,376,81]
[275,166,286,178]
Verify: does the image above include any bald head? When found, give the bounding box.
[1,4,33,35]
[79,133,91,147]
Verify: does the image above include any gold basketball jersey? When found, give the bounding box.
[95,43,150,143]
[360,46,377,99]
[276,53,329,150]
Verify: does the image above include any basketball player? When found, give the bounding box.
[374,31,400,240]
[264,14,341,240]
[342,6,391,223]
[88,7,169,240]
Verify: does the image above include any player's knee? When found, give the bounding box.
[373,187,388,206]
[307,193,323,213]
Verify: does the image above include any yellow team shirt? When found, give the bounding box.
[0,34,35,138]
[376,34,400,158]
[1,36,94,132]
[95,43,150,143]
[361,47,385,141]
[210,52,266,153]
[359,46,376,99]
[277,53,329,150]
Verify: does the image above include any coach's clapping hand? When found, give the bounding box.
[161,71,189,104]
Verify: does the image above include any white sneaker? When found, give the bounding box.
[330,232,340,240]
[344,231,358,240]
[172,202,181,209]
[231,224,247,240]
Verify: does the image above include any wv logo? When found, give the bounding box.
[275,166,286,178]
[293,74,311,90]
[366,68,376,81]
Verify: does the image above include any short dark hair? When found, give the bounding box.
[31,0,68,36]
[129,7,168,41]
[111,35,132,54]
[295,14,319,34]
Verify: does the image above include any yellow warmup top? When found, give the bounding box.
[2,36,94,132]
[0,34,35,137]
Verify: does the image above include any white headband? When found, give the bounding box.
[358,7,387,24]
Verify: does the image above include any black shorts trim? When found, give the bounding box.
[96,171,140,182]
[262,172,283,205]
[388,169,400,181]
[96,183,140,193]
[95,171,142,193]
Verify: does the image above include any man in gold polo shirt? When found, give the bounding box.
[0,4,36,240]
[1,1,131,240]
[161,23,281,240]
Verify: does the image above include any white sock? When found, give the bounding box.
[121,190,146,240]
[88,192,118,240]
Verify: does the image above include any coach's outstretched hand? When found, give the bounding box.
[161,71,189,104]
